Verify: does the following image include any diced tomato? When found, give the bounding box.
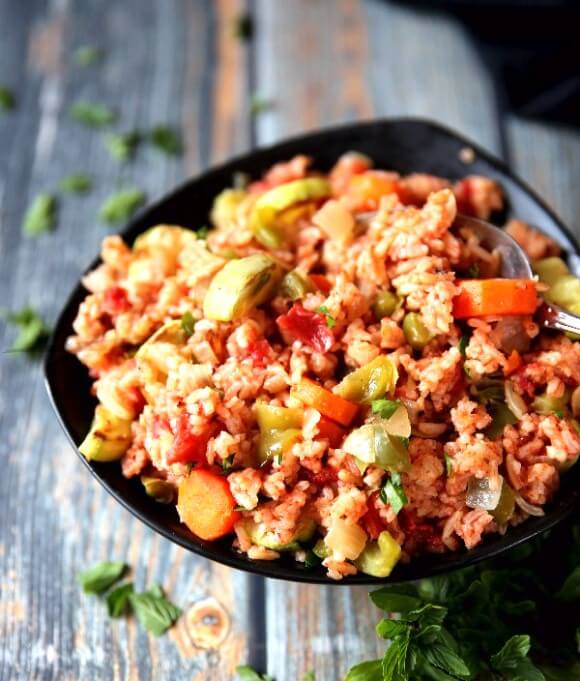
[361,491,387,540]
[276,303,334,353]
[103,286,131,315]
[399,509,443,553]
[329,152,372,194]
[303,467,338,487]
[167,414,217,466]
[454,178,474,216]
[309,274,332,295]
[316,415,346,448]
[246,339,273,367]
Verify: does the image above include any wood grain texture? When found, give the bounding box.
[0,1,255,680]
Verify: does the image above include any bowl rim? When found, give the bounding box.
[44,116,580,584]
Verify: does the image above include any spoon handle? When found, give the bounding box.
[538,303,580,336]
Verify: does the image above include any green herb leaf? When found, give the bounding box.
[233,12,254,41]
[1,306,51,354]
[0,86,15,112]
[444,453,454,476]
[221,454,235,472]
[380,472,408,515]
[490,635,545,681]
[371,399,401,419]
[382,627,411,681]
[423,642,471,680]
[196,226,211,239]
[344,660,383,681]
[149,125,182,156]
[370,587,422,614]
[105,131,141,161]
[70,101,117,128]
[303,549,322,569]
[458,334,469,357]
[106,582,134,617]
[235,666,272,681]
[129,584,181,636]
[74,45,103,66]
[99,189,146,224]
[557,566,580,601]
[250,94,272,117]
[78,561,127,595]
[376,618,409,640]
[301,672,315,681]
[59,173,93,194]
[23,193,57,236]
[317,305,336,328]
[180,311,196,336]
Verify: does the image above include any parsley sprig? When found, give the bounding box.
[1,306,51,354]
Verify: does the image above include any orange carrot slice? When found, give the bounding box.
[316,415,347,448]
[504,350,523,377]
[292,378,358,426]
[453,279,538,319]
[177,469,240,541]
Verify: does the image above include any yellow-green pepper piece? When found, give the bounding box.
[250,177,330,248]
[256,403,304,431]
[335,355,398,404]
[491,479,516,525]
[545,274,580,309]
[141,476,175,504]
[343,424,410,473]
[355,530,401,578]
[533,257,569,286]
[132,224,197,253]
[243,516,316,551]
[279,270,314,300]
[532,388,571,415]
[403,312,433,350]
[210,188,247,230]
[203,253,282,321]
[257,428,301,465]
[79,404,132,462]
[373,291,399,320]
[312,538,330,560]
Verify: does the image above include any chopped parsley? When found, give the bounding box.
[196,225,211,239]
[0,86,15,112]
[128,584,182,636]
[458,333,469,357]
[105,130,141,161]
[69,101,117,128]
[379,472,407,515]
[106,582,134,618]
[221,454,235,472]
[444,452,454,476]
[149,125,182,156]
[317,305,336,328]
[23,193,57,236]
[59,173,93,194]
[1,306,51,354]
[371,399,401,420]
[180,311,196,336]
[235,666,273,681]
[77,561,127,594]
[99,188,146,224]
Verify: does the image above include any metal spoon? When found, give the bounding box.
[455,215,580,336]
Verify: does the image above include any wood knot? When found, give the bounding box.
[185,597,230,649]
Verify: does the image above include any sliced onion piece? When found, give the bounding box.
[384,405,411,438]
[514,492,545,517]
[505,381,528,420]
[466,476,503,511]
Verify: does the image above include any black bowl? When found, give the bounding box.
[45,118,580,584]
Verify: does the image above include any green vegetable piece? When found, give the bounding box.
[210,188,247,229]
[73,45,103,66]
[250,177,330,248]
[344,424,410,473]
[256,403,303,431]
[557,565,580,602]
[129,584,181,636]
[303,549,322,569]
[0,85,15,111]
[380,472,408,515]
[458,334,469,357]
[485,403,518,439]
[0,305,50,354]
[356,530,402,578]
[312,538,330,560]
[317,305,336,328]
[235,666,271,681]
[279,270,314,300]
[79,405,133,462]
[373,291,399,320]
[444,453,454,476]
[546,274,580,309]
[335,355,398,404]
[59,173,93,194]
[106,582,134,617]
[244,516,315,551]
[344,660,383,681]
[491,635,545,681]
[196,226,211,239]
[203,253,282,321]
[78,561,127,594]
[105,131,141,161]
[99,188,146,224]
[532,389,571,415]
[403,312,433,350]
[257,428,301,465]
[69,101,117,127]
[149,125,182,156]
[180,311,196,336]
[533,257,569,286]
[491,479,516,525]
[140,476,175,504]
[371,399,401,420]
[23,193,57,236]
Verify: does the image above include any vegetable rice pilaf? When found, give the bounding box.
[67,153,580,579]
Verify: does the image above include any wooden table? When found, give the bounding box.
[1,1,578,679]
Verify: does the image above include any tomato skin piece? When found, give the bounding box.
[309,274,332,295]
[453,279,538,319]
[177,469,240,541]
[103,286,131,315]
[246,339,273,367]
[276,303,334,353]
[166,415,217,466]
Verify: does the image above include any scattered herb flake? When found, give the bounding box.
[317,305,336,328]
[0,306,51,354]
[149,125,182,156]
[105,130,141,161]
[99,188,146,224]
[444,452,454,476]
[468,262,481,277]
[233,12,254,41]
[303,549,322,569]
[371,399,401,420]
[554,409,565,419]
[235,666,272,681]
[221,454,235,473]
[458,333,469,357]
[0,86,15,112]
[196,226,211,239]
[180,311,195,336]
[379,472,407,515]
[23,193,57,236]
[77,561,127,595]
[59,173,93,194]
[129,585,181,635]
[106,582,134,618]
[73,45,103,66]
[249,94,272,117]
[70,101,117,128]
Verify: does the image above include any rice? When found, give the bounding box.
[68,152,580,579]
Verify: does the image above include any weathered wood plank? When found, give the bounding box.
[0,0,256,679]
[253,1,502,678]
